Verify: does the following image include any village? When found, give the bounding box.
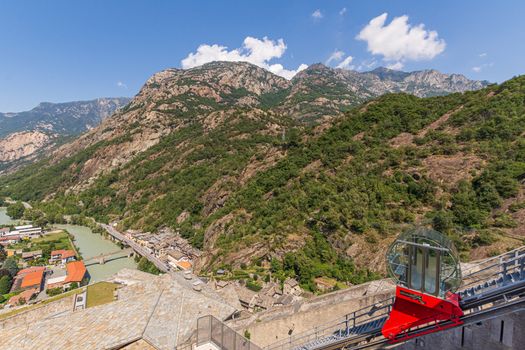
[119,227,339,312]
[0,223,88,308]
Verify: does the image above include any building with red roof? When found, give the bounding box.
[20,269,44,291]
[63,261,88,289]
[49,249,76,264]
[8,288,39,306]
[0,235,21,246]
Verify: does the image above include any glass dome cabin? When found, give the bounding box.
[386,227,461,298]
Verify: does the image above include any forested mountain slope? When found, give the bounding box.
[1,62,517,291]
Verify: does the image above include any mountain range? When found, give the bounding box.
[3,61,520,290]
[0,97,130,167]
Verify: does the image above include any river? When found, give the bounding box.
[53,224,137,283]
[0,208,137,282]
[0,207,23,225]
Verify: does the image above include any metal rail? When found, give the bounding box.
[266,245,525,350]
[263,297,394,350]
[348,296,525,350]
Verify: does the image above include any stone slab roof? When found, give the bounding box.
[0,269,238,350]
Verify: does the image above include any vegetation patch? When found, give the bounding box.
[86,282,119,308]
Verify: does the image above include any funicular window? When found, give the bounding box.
[386,227,461,298]
[409,246,424,291]
[424,248,439,295]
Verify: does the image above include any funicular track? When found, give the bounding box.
[263,246,525,350]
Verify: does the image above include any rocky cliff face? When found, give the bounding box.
[0,97,130,169]
[282,65,489,121]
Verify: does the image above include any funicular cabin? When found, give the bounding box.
[382,227,463,342]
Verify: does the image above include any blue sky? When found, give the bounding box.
[1,0,524,112]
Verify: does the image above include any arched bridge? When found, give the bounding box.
[84,248,134,266]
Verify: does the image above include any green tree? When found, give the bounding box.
[0,246,6,262]
[6,201,25,219]
[137,257,161,275]
[2,257,18,277]
[0,275,12,294]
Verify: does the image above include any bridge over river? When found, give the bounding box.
[99,224,170,273]
[83,248,134,266]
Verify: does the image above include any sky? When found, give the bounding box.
[1,0,524,112]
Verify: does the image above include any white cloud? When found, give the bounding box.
[479,52,487,57]
[116,81,127,89]
[325,50,354,70]
[326,50,345,65]
[336,56,354,70]
[356,13,445,65]
[312,9,323,20]
[472,62,493,73]
[386,62,404,70]
[339,7,347,16]
[181,36,307,80]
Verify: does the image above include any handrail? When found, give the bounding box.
[196,315,261,350]
[263,297,394,350]
[259,245,525,350]
[461,255,525,292]
[462,246,525,277]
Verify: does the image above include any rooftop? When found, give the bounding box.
[17,266,46,276]
[20,270,44,289]
[176,260,192,270]
[65,261,87,283]
[0,269,238,350]
[51,249,76,259]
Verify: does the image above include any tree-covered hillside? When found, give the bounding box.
[1,70,523,291]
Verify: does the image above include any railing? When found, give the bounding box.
[460,251,525,297]
[263,297,394,350]
[462,246,525,278]
[196,315,261,350]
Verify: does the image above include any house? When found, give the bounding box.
[166,250,192,271]
[49,249,76,264]
[284,278,302,296]
[63,260,88,289]
[21,250,43,261]
[314,277,336,292]
[46,274,67,289]
[14,225,42,238]
[0,227,10,236]
[6,248,22,257]
[19,266,45,291]
[7,288,39,306]
[0,235,21,246]
[215,280,229,289]
[274,294,294,306]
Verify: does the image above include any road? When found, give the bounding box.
[99,224,170,273]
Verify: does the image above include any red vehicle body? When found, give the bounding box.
[382,286,463,342]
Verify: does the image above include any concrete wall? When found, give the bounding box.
[228,280,395,347]
[397,308,525,350]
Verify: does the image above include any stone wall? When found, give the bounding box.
[228,279,395,347]
[0,294,75,332]
[397,308,525,350]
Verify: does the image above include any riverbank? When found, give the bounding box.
[53,224,137,283]
[0,207,23,226]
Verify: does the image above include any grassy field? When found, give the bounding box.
[7,230,75,262]
[86,282,118,308]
